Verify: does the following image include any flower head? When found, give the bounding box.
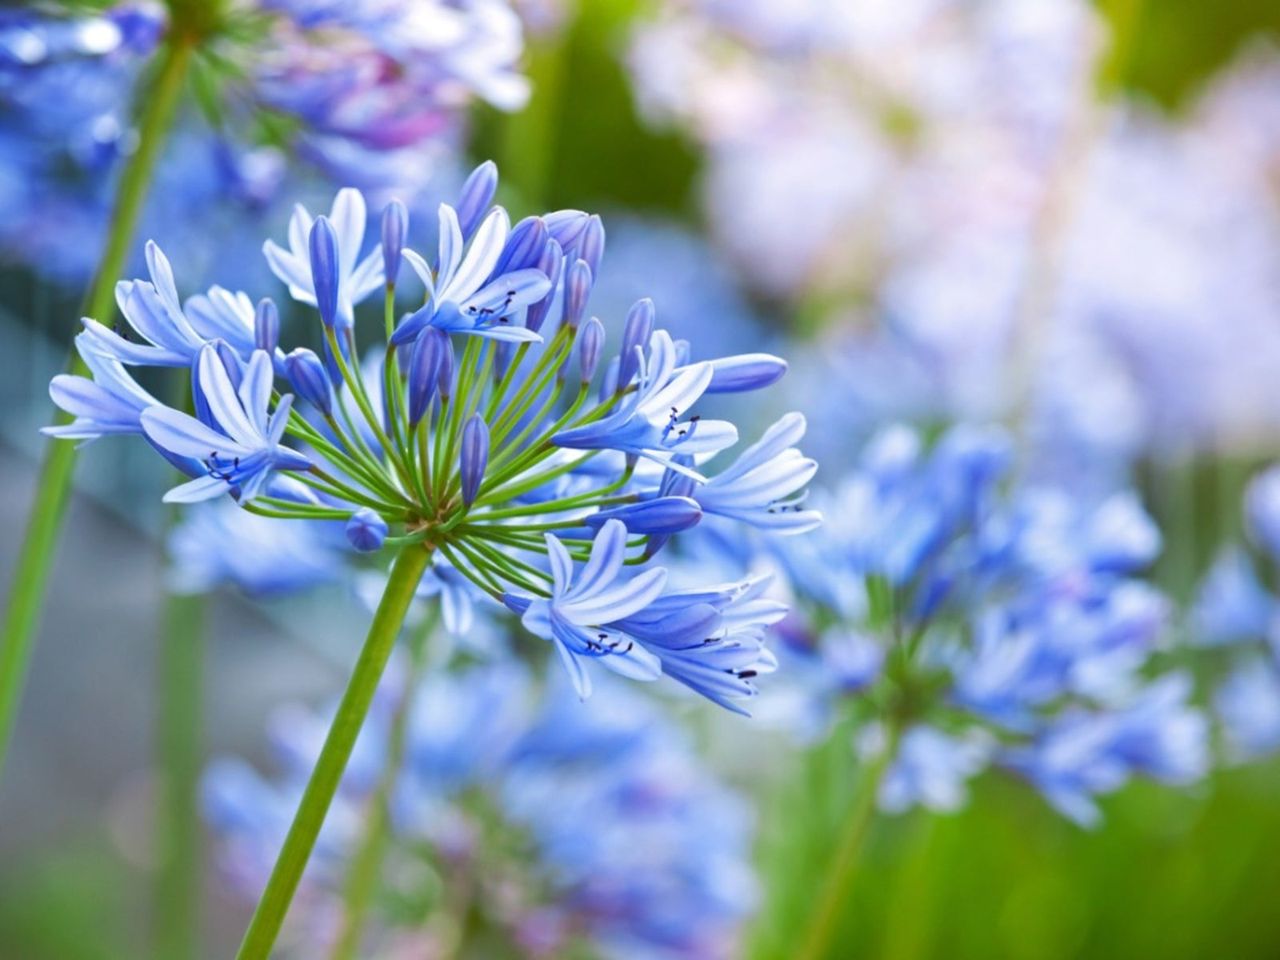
[44,164,816,710]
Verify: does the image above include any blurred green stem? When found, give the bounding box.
[328,607,439,960]
[235,545,432,960]
[794,727,900,960]
[0,36,194,785]
[156,371,205,960]
[157,590,205,960]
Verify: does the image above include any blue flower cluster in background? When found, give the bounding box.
[0,0,528,287]
[768,424,1207,825]
[205,662,757,959]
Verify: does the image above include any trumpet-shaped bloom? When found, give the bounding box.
[141,346,310,502]
[687,412,821,533]
[506,520,669,697]
[45,337,160,440]
[393,203,551,344]
[554,330,737,475]
[263,189,383,327]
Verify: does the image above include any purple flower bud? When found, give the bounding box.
[456,161,499,240]
[285,347,333,416]
[214,341,244,391]
[617,298,655,390]
[346,507,388,553]
[561,259,592,331]
[382,199,408,286]
[408,329,445,427]
[579,214,605,276]
[672,338,691,366]
[544,209,590,251]
[586,496,702,535]
[491,216,548,278]
[309,215,340,329]
[525,238,563,334]
[254,298,279,353]
[576,317,605,384]
[460,414,489,508]
[436,333,456,401]
[704,353,788,394]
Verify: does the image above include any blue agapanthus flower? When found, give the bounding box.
[0,1,529,287]
[204,662,757,959]
[767,423,1207,826]
[1191,464,1280,760]
[45,162,816,710]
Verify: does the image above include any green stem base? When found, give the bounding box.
[235,545,431,960]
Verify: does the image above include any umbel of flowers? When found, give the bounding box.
[45,160,816,956]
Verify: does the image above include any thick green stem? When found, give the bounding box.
[794,729,900,960]
[156,590,205,960]
[0,36,193,786]
[234,545,432,960]
[328,609,438,960]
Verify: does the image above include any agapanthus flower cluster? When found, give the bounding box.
[770,424,1207,826]
[205,661,757,959]
[0,0,528,286]
[45,162,812,711]
[1191,465,1280,760]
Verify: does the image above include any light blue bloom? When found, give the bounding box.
[0,0,531,289]
[141,346,311,503]
[683,412,821,533]
[44,337,160,440]
[263,189,384,328]
[1193,547,1273,646]
[1216,660,1280,761]
[554,329,738,476]
[1246,465,1280,562]
[168,501,345,596]
[1187,463,1280,762]
[393,202,551,344]
[879,726,993,815]
[505,520,669,696]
